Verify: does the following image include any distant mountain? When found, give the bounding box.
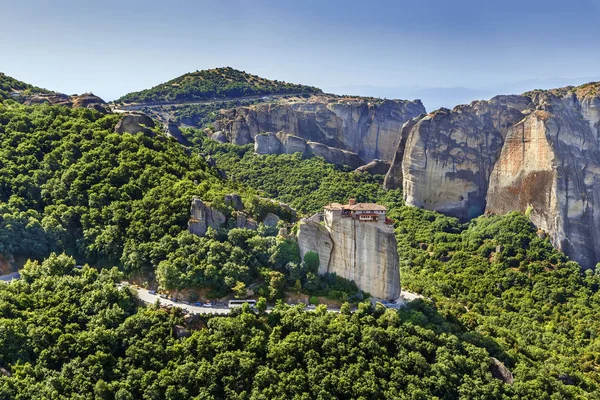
[117,67,322,104]
[0,72,54,100]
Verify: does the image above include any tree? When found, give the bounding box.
[303,251,320,274]
[256,297,267,313]
[268,271,285,300]
[294,279,302,294]
[232,281,247,299]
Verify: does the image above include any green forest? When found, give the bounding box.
[1,91,600,398]
[118,67,321,104]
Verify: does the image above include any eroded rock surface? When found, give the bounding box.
[214,95,425,162]
[297,212,400,300]
[115,112,156,135]
[187,197,226,236]
[355,159,391,175]
[254,131,365,168]
[385,82,600,268]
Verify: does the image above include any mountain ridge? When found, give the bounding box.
[117,66,322,104]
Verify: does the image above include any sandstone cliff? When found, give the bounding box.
[385,82,600,269]
[297,214,400,300]
[213,95,425,162]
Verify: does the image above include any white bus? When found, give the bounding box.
[228,299,257,308]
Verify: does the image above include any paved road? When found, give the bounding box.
[135,287,234,315]
[112,93,298,112]
[0,272,20,283]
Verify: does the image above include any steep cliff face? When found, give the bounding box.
[386,82,600,269]
[400,95,531,220]
[486,87,600,269]
[187,197,227,236]
[213,95,425,162]
[254,132,365,169]
[297,215,400,300]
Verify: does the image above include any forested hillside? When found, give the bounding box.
[118,67,321,104]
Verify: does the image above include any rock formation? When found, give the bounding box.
[213,95,425,162]
[297,202,400,300]
[384,82,600,269]
[24,92,108,112]
[163,120,188,144]
[187,197,226,236]
[254,131,365,169]
[114,112,156,135]
[188,195,294,236]
[355,159,391,175]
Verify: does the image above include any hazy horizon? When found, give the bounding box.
[2,0,599,109]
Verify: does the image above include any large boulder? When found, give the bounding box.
[307,141,364,169]
[235,212,258,230]
[164,120,188,144]
[277,132,307,154]
[263,212,280,227]
[224,193,244,211]
[355,159,391,175]
[115,112,156,135]
[187,197,226,237]
[254,132,281,154]
[490,358,513,384]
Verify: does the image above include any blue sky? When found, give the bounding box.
[1,0,599,109]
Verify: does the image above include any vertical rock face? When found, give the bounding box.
[297,212,400,300]
[213,95,425,162]
[297,220,333,272]
[385,82,600,269]
[254,132,365,169]
[486,88,600,269]
[187,197,226,236]
[400,96,531,220]
[383,116,423,189]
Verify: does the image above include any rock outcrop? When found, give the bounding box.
[355,159,391,175]
[188,195,294,236]
[213,95,425,162]
[254,131,365,169]
[24,92,108,112]
[187,197,226,236]
[399,95,530,220]
[297,209,400,300]
[114,112,156,135]
[490,358,514,384]
[385,82,600,269]
[163,120,188,144]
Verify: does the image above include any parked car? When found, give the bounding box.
[148,290,156,295]
[180,300,190,305]
[170,297,178,302]
[194,301,203,306]
[202,302,213,307]
[159,294,168,299]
